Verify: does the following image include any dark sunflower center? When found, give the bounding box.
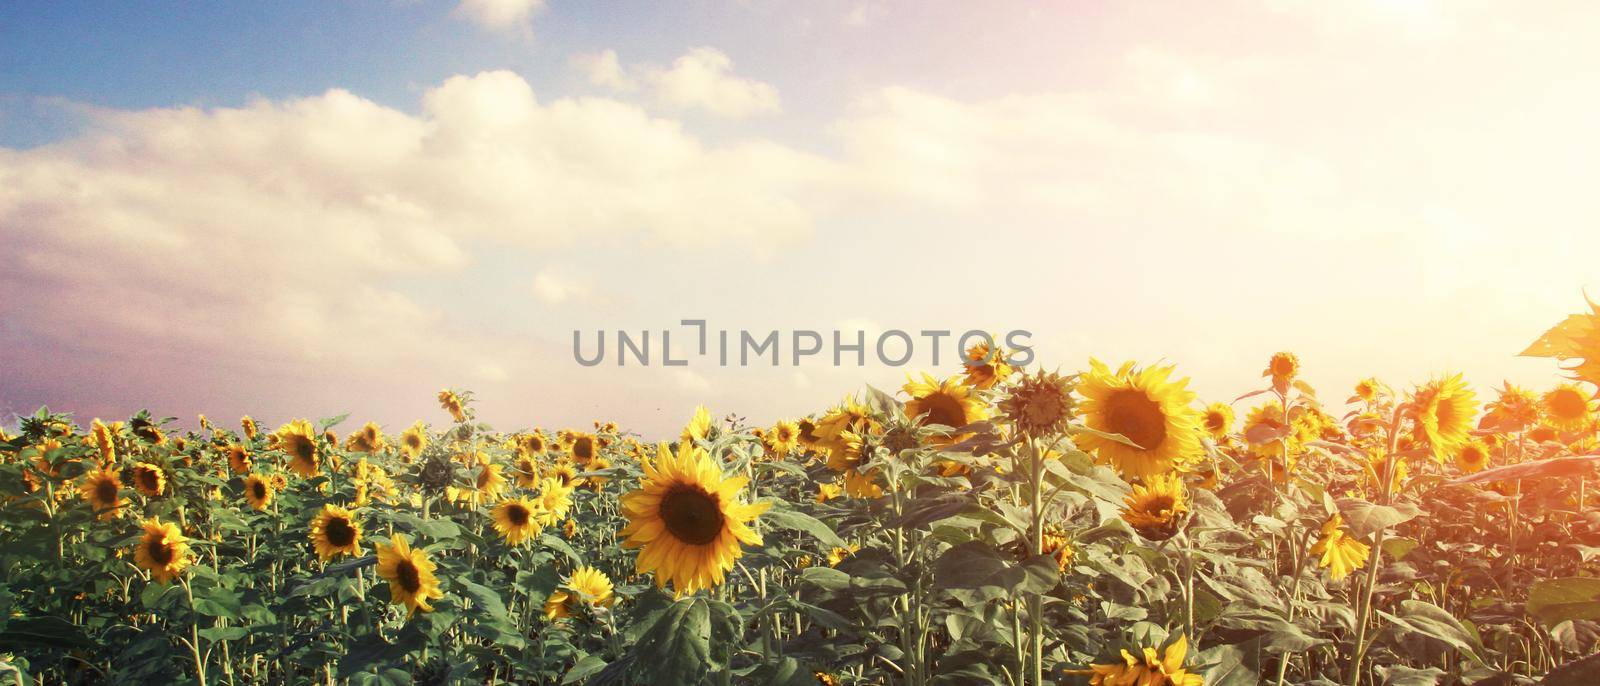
[574,439,594,460]
[1551,389,1588,419]
[286,435,315,461]
[94,479,118,504]
[919,393,967,428]
[660,485,725,545]
[1105,389,1166,450]
[507,504,530,526]
[1272,358,1295,376]
[1435,397,1461,431]
[147,536,173,565]
[396,559,422,593]
[251,481,267,499]
[325,517,356,547]
[405,434,422,449]
[476,469,493,489]
[1144,495,1176,517]
[1204,412,1226,432]
[137,469,160,491]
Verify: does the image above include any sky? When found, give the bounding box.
[2,0,1598,437]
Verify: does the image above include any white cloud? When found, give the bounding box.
[575,47,780,118]
[531,270,609,307]
[454,0,545,35]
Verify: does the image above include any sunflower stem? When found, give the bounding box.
[180,576,209,686]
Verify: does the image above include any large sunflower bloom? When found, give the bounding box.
[618,442,771,596]
[1076,359,1204,479]
[491,497,544,545]
[133,517,192,583]
[1409,375,1478,462]
[902,373,991,444]
[375,534,444,615]
[308,504,364,561]
[1310,514,1371,582]
[766,420,801,455]
[243,474,274,511]
[79,468,125,520]
[544,566,616,620]
[226,444,252,473]
[1120,473,1189,540]
[275,419,321,477]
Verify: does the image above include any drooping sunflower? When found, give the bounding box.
[438,389,467,423]
[961,338,1015,390]
[1481,382,1540,432]
[1408,374,1478,462]
[133,517,192,583]
[1455,439,1491,474]
[274,419,320,477]
[243,474,274,511]
[1087,634,1204,686]
[491,497,544,545]
[91,418,116,463]
[346,421,386,453]
[902,373,991,444]
[1200,402,1234,440]
[79,468,125,520]
[1542,383,1595,432]
[543,566,616,620]
[1310,514,1371,582]
[618,442,771,596]
[1120,473,1188,540]
[1076,359,1204,479]
[681,405,714,444]
[999,370,1075,437]
[1263,351,1299,389]
[130,463,166,498]
[308,504,364,561]
[534,476,575,527]
[225,444,251,473]
[375,534,444,615]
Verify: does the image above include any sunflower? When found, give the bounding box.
[1351,377,1384,405]
[393,421,426,462]
[491,497,544,545]
[1199,402,1233,440]
[585,456,612,491]
[766,420,800,455]
[521,432,548,456]
[243,474,274,511]
[903,373,991,444]
[550,462,581,489]
[224,444,251,473]
[512,455,541,489]
[1522,295,1600,388]
[1087,635,1204,686]
[455,462,507,507]
[534,477,575,526]
[241,415,259,440]
[618,442,771,595]
[843,468,885,499]
[130,417,166,444]
[1409,375,1478,462]
[133,517,192,583]
[1076,359,1204,479]
[79,468,125,520]
[566,431,599,466]
[130,463,166,498]
[815,481,842,503]
[90,418,116,463]
[961,338,1015,389]
[1042,529,1075,572]
[1482,382,1540,432]
[346,422,386,453]
[1310,514,1371,582]
[681,405,714,444]
[1542,383,1594,432]
[1456,439,1491,474]
[1120,473,1188,540]
[308,504,363,561]
[375,534,444,615]
[1264,351,1299,389]
[796,419,821,450]
[543,566,616,620]
[827,543,860,567]
[439,390,467,423]
[274,419,320,477]
[999,370,1075,437]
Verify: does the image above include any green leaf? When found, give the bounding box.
[932,541,1058,600]
[1527,578,1600,626]
[562,654,608,684]
[1379,600,1486,664]
[1336,498,1420,538]
[629,597,713,686]
[761,504,846,548]
[1383,537,1420,561]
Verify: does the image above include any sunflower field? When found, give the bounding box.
[6,303,1600,686]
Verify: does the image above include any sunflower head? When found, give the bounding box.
[961,338,1015,390]
[79,468,125,520]
[1120,473,1188,540]
[1408,375,1478,463]
[274,419,321,477]
[439,390,467,423]
[766,420,800,455]
[903,373,991,444]
[999,370,1076,437]
[618,442,771,596]
[1076,359,1204,479]
[543,565,616,620]
[376,534,444,615]
[1310,514,1371,582]
[1200,402,1234,440]
[1455,439,1491,474]
[241,415,259,440]
[1264,351,1299,390]
[309,504,363,561]
[346,422,386,453]
[226,444,251,473]
[1482,382,1541,432]
[90,418,116,463]
[567,432,598,466]
[1352,377,1384,405]
[534,477,575,527]
[243,474,274,511]
[133,517,192,583]
[1542,383,1594,432]
[1088,635,1204,686]
[681,406,714,444]
[130,463,166,498]
[491,497,544,546]
[1521,295,1600,388]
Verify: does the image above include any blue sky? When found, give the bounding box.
[3,1,1598,436]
